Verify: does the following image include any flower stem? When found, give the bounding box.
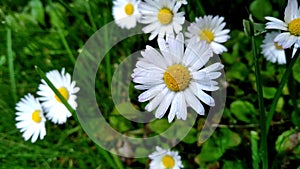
[57,26,76,65]
[112,154,124,169]
[35,66,78,123]
[251,131,259,169]
[266,49,300,134]
[86,2,97,32]
[252,36,268,169]
[97,146,121,169]
[104,13,112,90]
[7,27,17,104]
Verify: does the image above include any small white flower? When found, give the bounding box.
[185,15,230,54]
[261,32,287,64]
[132,33,223,122]
[112,0,141,29]
[138,0,185,40]
[149,146,183,169]
[37,68,80,124]
[265,0,300,49]
[15,94,46,143]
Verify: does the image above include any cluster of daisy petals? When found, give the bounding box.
[112,0,230,54]
[112,0,230,167]
[262,0,300,64]
[113,0,230,125]
[15,68,79,143]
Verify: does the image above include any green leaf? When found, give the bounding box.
[243,19,252,37]
[275,129,300,154]
[230,100,257,123]
[197,139,225,162]
[250,0,272,21]
[262,86,276,99]
[275,97,284,112]
[293,60,300,83]
[243,19,266,36]
[149,119,171,134]
[182,128,198,144]
[0,55,6,66]
[109,115,133,133]
[110,104,134,132]
[45,3,66,28]
[292,111,300,128]
[226,62,249,81]
[222,160,244,169]
[218,128,241,149]
[29,0,45,25]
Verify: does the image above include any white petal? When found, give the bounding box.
[155,91,175,119]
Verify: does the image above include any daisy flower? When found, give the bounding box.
[185,15,230,54]
[15,94,46,143]
[37,68,80,124]
[112,0,141,29]
[132,33,223,122]
[261,32,287,64]
[138,0,185,40]
[265,0,300,49]
[149,146,183,169]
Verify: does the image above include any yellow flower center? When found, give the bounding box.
[163,64,191,92]
[32,110,42,123]
[199,30,214,43]
[288,18,300,36]
[54,87,69,102]
[124,3,134,16]
[274,42,283,50]
[162,155,175,168]
[157,8,173,25]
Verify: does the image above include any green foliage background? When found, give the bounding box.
[0,0,300,168]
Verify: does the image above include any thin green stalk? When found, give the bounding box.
[57,26,76,64]
[97,147,119,169]
[195,0,205,16]
[7,27,17,103]
[86,2,97,32]
[251,131,259,169]
[288,72,298,111]
[103,13,112,90]
[35,66,78,122]
[266,49,300,134]
[252,36,268,169]
[111,154,124,169]
[49,2,76,64]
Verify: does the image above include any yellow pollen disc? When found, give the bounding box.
[124,3,134,15]
[274,42,283,50]
[157,8,173,25]
[199,30,214,43]
[163,64,191,92]
[288,18,300,36]
[162,155,175,168]
[32,110,42,123]
[54,87,69,103]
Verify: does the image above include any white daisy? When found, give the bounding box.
[112,0,141,29]
[185,15,230,54]
[261,32,287,64]
[149,146,183,169]
[138,0,185,40]
[265,0,300,49]
[37,68,80,124]
[132,33,223,122]
[15,94,46,143]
